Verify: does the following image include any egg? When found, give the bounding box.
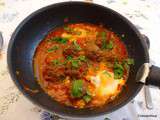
[89,70,124,97]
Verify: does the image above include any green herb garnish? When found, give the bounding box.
[48,37,68,44]
[71,60,79,68]
[63,26,74,33]
[73,40,81,50]
[71,80,83,98]
[51,58,65,66]
[83,89,92,103]
[101,32,107,49]
[75,31,82,35]
[114,61,124,79]
[78,55,86,61]
[106,41,113,49]
[101,32,114,50]
[86,89,91,96]
[47,46,59,52]
[103,70,112,77]
[64,26,81,35]
[122,58,134,70]
[52,59,61,65]
[83,95,91,103]
[66,55,72,60]
[126,58,134,65]
[66,55,87,68]
[123,62,129,70]
[66,56,79,68]
[64,26,75,33]
[64,26,70,31]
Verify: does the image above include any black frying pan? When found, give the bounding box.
[7,1,160,119]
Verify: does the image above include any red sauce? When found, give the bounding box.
[34,23,133,108]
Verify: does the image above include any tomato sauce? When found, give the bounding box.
[34,23,133,108]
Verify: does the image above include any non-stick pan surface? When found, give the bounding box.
[7,1,149,118]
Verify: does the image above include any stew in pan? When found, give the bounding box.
[34,23,134,108]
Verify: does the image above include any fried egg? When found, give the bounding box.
[88,70,125,97]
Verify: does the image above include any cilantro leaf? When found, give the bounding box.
[52,59,60,65]
[71,60,79,68]
[101,32,107,49]
[71,80,83,98]
[106,41,113,49]
[73,40,81,50]
[66,55,73,61]
[83,95,91,103]
[114,62,124,79]
[48,37,68,44]
[47,46,59,52]
[78,55,86,61]
[126,58,134,65]
[103,70,112,77]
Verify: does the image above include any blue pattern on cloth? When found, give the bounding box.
[40,111,53,120]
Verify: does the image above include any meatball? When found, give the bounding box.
[63,48,77,58]
[85,51,102,62]
[64,69,81,79]
[43,66,65,82]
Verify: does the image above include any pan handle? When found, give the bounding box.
[142,35,160,87]
[137,35,160,88]
[146,65,160,88]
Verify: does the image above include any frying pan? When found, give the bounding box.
[7,1,160,119]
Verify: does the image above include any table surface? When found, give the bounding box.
[0,0,160,120]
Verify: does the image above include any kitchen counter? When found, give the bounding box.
[0,0,160,120]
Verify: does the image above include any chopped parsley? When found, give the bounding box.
[66,55,73,61]
[126,58,134,65]
[52,59,61,65]
[73,40,81,50]
[71,60,79,68]
[101,32,114,50]
[83,95,91,103]
[66,56,79,68]
[72,80,92,101]
[66,55,87,68]
[122,58,134,70]
[78,55,86,61]
[114,58,134,78]
[86,89,91,96]
[75,31,82,35]
[71,80,83,98]
[48,37,68,44]
[106,40,113,49]
[47,46,59,52]
[101,32,107,49]
[64,26,73,33]
[103,70,112,77]
[64,26,81,35]
[83,89,92,103]
[51,58,65,66]
[114,61,124,79]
